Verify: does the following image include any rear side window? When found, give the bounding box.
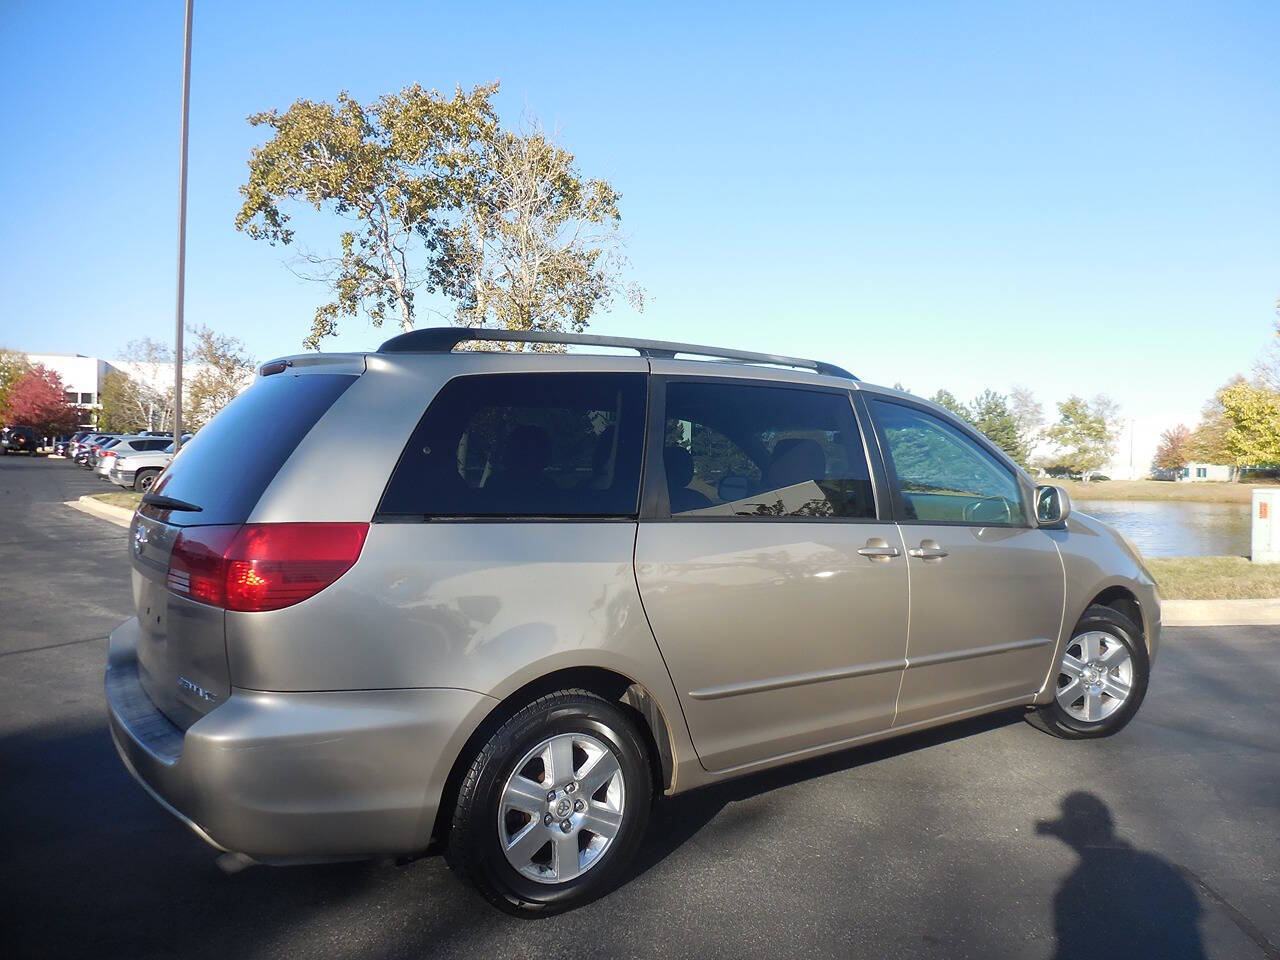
[662,381,875,519]
[146,373,356,527]
[379,372,646,518]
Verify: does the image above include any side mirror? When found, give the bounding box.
[1036,484,1071,527]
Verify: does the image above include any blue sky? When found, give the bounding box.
[1,0,1276,457]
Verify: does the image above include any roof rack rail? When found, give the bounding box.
[377,327,857,380]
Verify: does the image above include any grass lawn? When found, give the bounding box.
[89,491,142,510]
[1058,479,1265,504]
[1145,556,1280,600]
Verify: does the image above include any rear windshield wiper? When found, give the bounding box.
[141,493,203,512]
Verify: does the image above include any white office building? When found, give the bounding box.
[22,352,224,430]
[22,353,118,427]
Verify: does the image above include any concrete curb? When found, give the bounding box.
[1163,598,1280,627]
[65,496,134,529]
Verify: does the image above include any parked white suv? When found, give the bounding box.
[107,437,189,491]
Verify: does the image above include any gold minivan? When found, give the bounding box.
[107,329,1158,914]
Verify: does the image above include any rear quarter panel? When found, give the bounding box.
[223,522,699,788]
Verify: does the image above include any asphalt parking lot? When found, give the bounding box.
[1,454,1277,960]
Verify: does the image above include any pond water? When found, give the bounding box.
[1074,499,1250,558]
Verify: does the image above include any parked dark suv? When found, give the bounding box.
[107,329,1159,915]
[1,425,38,455]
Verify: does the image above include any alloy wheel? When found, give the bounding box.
[497,732,626,884]
[1055,630,1134,723]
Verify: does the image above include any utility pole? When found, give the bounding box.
[172,0,193,454]
[1129,419,1135,478]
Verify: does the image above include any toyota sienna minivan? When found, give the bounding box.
[107,328,1159,914]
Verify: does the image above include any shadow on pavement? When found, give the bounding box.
[1,709,1027,959]
[1036,792,1206,960]
[10,710,1236,960]
[630,708,1023,881]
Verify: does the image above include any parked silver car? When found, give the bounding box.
[94,435,174,478]
[107,330,1159,915]
[107,436,190,491]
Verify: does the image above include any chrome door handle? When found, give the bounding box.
[857,540,901,560]
[908,541,948,560]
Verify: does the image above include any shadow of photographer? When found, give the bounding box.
[1037,792,1205,960]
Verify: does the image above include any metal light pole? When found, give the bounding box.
[1129,418,1135,477]
[173,0,193,453]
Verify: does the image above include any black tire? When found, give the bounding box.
[1027,604,1150,739]
[133,469,160,492]
[445,689,653,916]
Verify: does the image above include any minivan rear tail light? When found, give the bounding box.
[166,525,239,606]
[166,523,368,612]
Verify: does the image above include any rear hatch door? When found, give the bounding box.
[130,364,362,729]
[129,513,229,728]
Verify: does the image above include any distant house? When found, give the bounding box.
[1176,462,1234,483]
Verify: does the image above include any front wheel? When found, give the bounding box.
[445,689,653,915]
[1028,604,1150,739]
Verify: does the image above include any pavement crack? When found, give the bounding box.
[1175,862,1280,959]
[0,635,109,659]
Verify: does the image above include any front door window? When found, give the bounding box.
[870,399,1026,526]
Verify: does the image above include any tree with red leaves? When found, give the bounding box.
[1153,424,1193,474]
[5,365,81,435]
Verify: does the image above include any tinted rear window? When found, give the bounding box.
[379,372,647,518]
[662,381,875,519]
[146,373,356,527]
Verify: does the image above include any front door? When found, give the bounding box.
[635,374,909,774]
[865,397,1065,727]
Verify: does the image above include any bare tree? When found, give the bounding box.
[183,325,256,430]
[436,124,643,345]
[111,338,176,431]
[1010,385,1044,462]
[1254,313,1280,391]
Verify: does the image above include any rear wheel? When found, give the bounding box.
[133,469,160,492]
[1028,604,1149,738]
[445,689,652,915]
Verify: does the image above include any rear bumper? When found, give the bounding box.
[105,617,496,860]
